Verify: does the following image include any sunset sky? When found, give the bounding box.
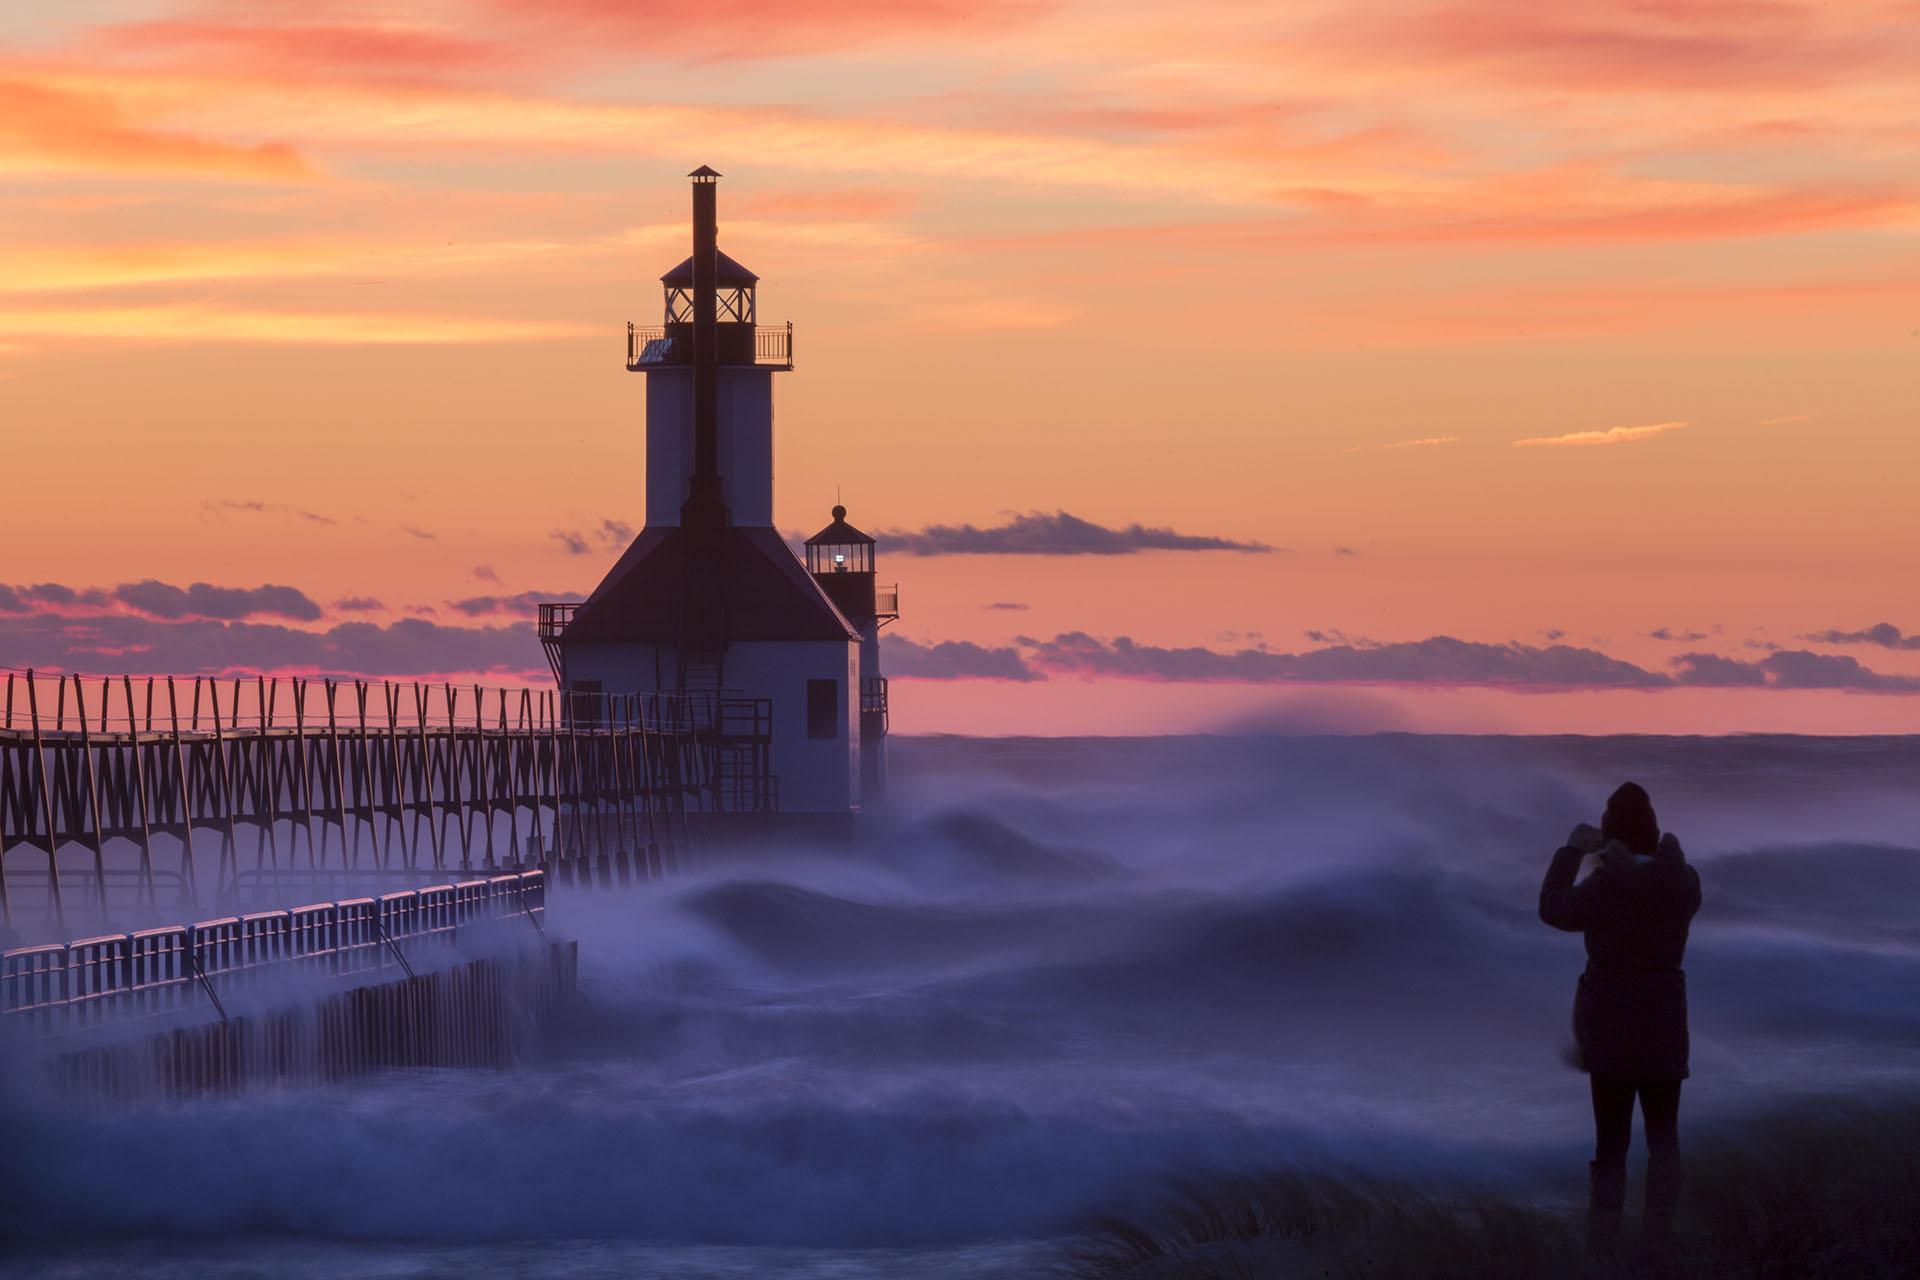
[2,0,1917,734]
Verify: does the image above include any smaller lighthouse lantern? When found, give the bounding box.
[807,506,875,577]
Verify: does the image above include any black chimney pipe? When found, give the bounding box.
[690,167,719,491]
[679,165,728,660]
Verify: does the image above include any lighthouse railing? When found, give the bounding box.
[537,602,579,642]
[624,323,793,370]
[753,322,793,367]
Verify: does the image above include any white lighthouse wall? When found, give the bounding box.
[560,637,860,814]
[725,640,860,813]
[644,368,775,527]
[560,640,675,698]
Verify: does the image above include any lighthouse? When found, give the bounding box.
[540,168,894,826]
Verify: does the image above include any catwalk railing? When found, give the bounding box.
[1,871,546,1039]
[0,670,726,932]
[624,321,793,370]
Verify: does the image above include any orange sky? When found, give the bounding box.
[2,0,1917,733]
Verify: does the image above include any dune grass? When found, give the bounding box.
[1063,1096,1920,1279]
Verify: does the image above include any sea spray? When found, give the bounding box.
[3,733,1917,1273]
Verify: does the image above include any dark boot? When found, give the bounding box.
[1587,1159,1627,1263]
[1642,1151,1682,1266]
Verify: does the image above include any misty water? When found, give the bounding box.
[5,733,1920,1278]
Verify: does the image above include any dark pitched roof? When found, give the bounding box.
[560,525,856,645]
[805,504,874,546]
[659,250,758,287]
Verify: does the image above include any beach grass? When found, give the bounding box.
[1063,1096,1920,1279]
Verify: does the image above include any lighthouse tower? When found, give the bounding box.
[541,167,893,824]
[805,505,897,797]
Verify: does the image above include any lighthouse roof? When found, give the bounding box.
[560,525,856,645]
[660,250,758,287]
[805,505,874,546]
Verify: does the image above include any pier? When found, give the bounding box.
[0,667,768,1093]
[0,668,770,934]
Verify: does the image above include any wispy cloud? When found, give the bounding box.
[547,519,633,557]
[1512,421,1687,448]
[447,590,580,618]
[201,498,337,526]
[0,303,593,348]
[0,78,315,183]
[0,235,573,294]
[1344,435,1461,453]
[1755,412,1813,426]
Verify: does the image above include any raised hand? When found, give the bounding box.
[1567,822,1605,853]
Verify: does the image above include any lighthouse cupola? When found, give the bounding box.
[804,502,897,628]
[806,504,875,610]
[659,234,760,366]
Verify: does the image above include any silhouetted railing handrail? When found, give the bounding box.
[0,667,724,930]
[2,871,546,1037]
[0,668,706,737]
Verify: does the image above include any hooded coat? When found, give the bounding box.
[1539,835,1702,1081]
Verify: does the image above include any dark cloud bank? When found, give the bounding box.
[0,612,539,679]
[3,580,323,623]
[885,633,1920,693]
[1803,622,1920,651]
[7,576,1915,694]
[878,510,1272,556]
[0,579,536,678]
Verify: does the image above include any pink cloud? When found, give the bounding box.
[0,77,314,181]
[1339,0,1900,92]
[91,20,515,82]
[481,0,1051,61]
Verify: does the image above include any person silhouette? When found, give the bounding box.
[1540,781,1702,1266]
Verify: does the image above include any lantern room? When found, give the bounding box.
[662,250,757,326]
[806,505,875,576]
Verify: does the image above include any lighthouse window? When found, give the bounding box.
[806,679,839,739]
